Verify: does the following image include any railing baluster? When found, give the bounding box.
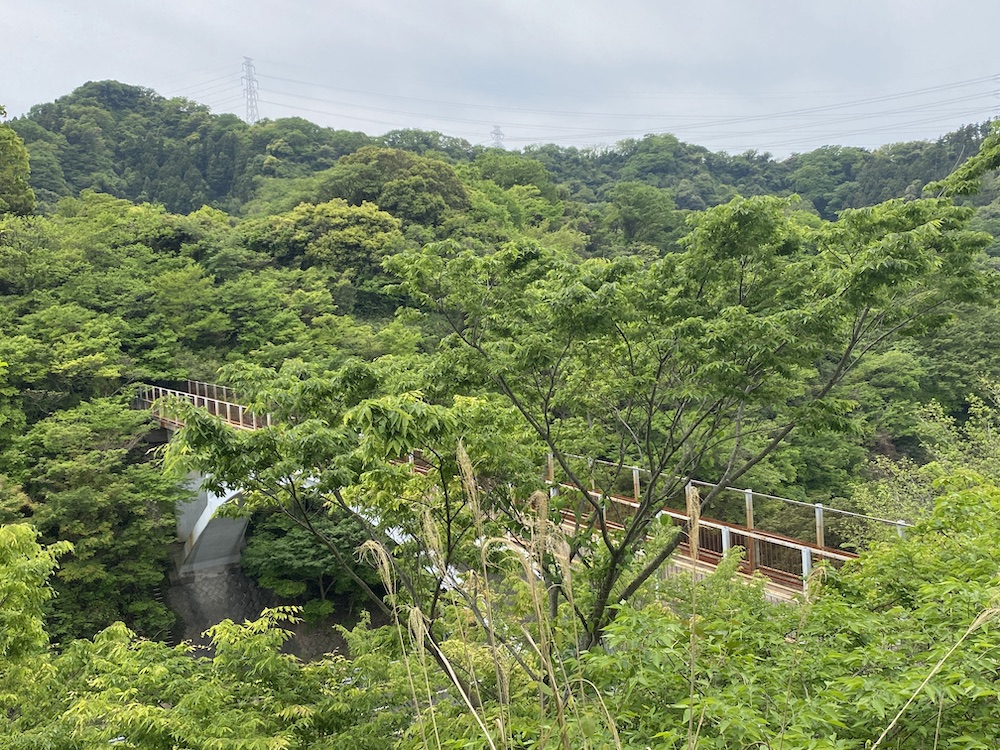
[685,482,700,562]
[744,489,756,573]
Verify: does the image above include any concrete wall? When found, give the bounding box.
[177,472,209,543]
[176,471,249,578]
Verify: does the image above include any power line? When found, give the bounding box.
[173,80,244,101]
[158,62,242,88]
[746,109,995,152]
[497,83,997,144]
[260,97,992,157]
[167,72,242,97]
[201,95,247,113]
[257,98,487,139]
[260,87,620,133]
[255,71,997,122]
[527,93,995,145]
[163,60,997,155]
[259,81,995,150]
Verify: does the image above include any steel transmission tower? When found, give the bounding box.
[490,125,505,149]
[242,57,260,124]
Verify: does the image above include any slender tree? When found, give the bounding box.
[389,189,994,646]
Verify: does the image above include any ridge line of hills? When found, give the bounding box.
[7,80,1000,227]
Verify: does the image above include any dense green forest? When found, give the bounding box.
[3,81,1000,747]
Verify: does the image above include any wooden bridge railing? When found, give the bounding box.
[134,383,271,431]
[550,481,856,591]
[547,453,909,550]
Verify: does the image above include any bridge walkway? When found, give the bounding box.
[136,381,909,598]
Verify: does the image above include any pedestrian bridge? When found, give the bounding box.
[136,382,254,577]
[136,380,909,596]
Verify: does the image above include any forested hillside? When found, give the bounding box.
[12,81,1000,221]
[3,81,1000,747]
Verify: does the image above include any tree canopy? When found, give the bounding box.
[3,81,1000,749]
[0,120,35,215]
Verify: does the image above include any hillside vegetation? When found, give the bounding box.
[2,81,1000,747]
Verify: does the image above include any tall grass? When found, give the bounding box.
[355,444,624,749]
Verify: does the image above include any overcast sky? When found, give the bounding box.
[7,0,999,157]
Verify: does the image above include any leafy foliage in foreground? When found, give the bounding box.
[4,470,1000,748]
[593,475,1000,748]
[0,397,181,642]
